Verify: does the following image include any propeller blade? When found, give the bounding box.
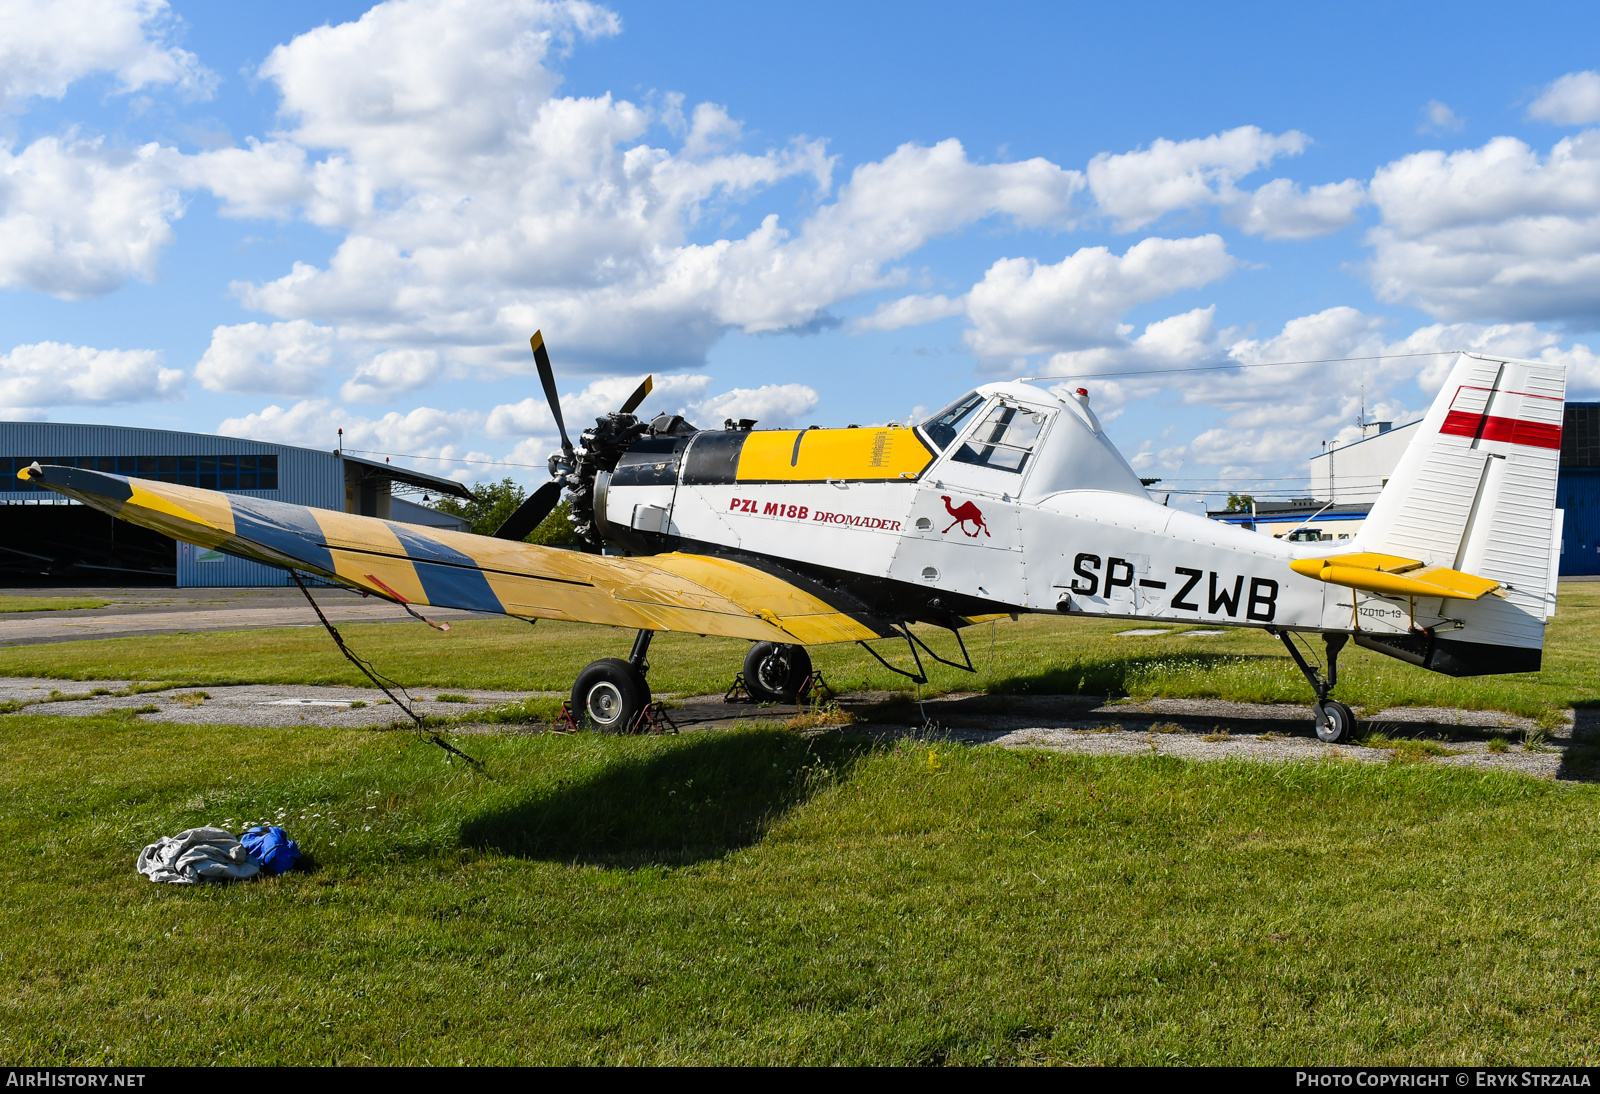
[619,375,654,416]
[531,330,572,454]
[491,480,564,541]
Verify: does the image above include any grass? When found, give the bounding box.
[0,585,1597,723]
[6,711,1600,1064]
[1357,733,1455,762]
[0,596,110,613]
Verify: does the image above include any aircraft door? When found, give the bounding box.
[892,399,1053,606]
[931,398,1054,499]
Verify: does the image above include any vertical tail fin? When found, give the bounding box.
[1355,352,1565,662]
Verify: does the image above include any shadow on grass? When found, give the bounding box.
[984,652,1283,697]
[459,729,877,868]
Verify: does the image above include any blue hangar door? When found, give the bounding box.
[1561,468,1600,576]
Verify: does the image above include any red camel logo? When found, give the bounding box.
[941,495,990,537]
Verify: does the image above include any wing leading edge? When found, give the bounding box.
[20,464,887,645]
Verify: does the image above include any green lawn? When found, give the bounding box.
[4,711,1600,1064]
[0,585,1596,722]
[0,596,110,613]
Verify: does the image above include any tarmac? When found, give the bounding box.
[1,675,1589,781]
[0,586,484,645]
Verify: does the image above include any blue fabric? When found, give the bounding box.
[240,826,301,875]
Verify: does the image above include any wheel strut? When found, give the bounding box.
[1272,629,1345,702]
[1270,629,1355,743]
[629,628,653,674]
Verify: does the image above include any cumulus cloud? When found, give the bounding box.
[1527,71,1600,126]
[194,321,335,394]
[217,398,481,454]
[687,383,818,427]
[1086,126,1308,231]
[0,136,184,297]
[963,235,1236,360]
[850,293,965,333]
[339,348,442,403]
[1229,177,1365,239]
[485,373,712,437]
[0,341,182,414]
[1418,100,1465,134]
[1367,131,1600,322]
[0,0,214,109]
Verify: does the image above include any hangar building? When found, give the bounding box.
[1209,403,1600,576]
[0,422,473,587]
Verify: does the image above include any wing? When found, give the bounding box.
[20,464,888,645]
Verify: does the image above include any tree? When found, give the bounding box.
[430,478,583,547]
[1226,493,1256,512]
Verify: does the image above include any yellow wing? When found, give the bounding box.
[21,464,887,645]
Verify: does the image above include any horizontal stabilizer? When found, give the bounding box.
[1289,552,1500,601]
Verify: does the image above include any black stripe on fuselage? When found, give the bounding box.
[612,437,690,486]
[679,431,749,485]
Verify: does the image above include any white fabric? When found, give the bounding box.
[136,826,260,885]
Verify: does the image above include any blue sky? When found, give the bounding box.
[5,0,1600,507]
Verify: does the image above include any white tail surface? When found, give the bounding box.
[1356,353,1565,665]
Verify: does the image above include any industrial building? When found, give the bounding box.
[0,422,472,586]
[1209,402,1600,575]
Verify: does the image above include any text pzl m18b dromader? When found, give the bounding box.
[22,335,1566,742]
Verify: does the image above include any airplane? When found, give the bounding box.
[18,335,1566,743]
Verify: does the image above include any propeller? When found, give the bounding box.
[490,331,654,543]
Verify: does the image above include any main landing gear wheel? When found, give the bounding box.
[744,642,813,703]
[571,657,651,733]
[1313,699,1356,744]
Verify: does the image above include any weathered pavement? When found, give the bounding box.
[0,586,483,646]
[3,676,1589,781]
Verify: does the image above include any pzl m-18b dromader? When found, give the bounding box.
[22,335,1566,742]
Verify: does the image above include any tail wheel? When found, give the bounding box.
[1313,699,1356,744]
[743,642,813,703]
[571,657,651,733]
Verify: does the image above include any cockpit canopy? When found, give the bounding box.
[919,383,1148,501]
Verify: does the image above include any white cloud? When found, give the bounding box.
[217,398,481,454]
[1367,131,1600,322]
[850,293,965,333]
[256,0,620,186]
[340,348,442,403]
[194,321,335,394]
[1086,126,1307,231]
[485,372,712,437]
[687,383,818,427]
[681,102,742,159]
[963,235,1236,359]
[0,341,182,414]
[1229,177,1365,239]
[0,0,214,109]
[1528,71,1600,126]
[0,136,184,298]
[1419,100,1465,134]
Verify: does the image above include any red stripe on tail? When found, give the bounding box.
[1440,411,1562,450]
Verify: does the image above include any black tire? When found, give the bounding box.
[1313,699,1355,744]
[571,658,651,733]
[743,642,813,703]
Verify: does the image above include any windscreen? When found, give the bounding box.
[952,403,1050,473]
[918,391,985,451]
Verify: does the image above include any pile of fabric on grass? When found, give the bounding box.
[137,825,301,885]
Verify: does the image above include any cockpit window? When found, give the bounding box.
[951,403,1050,473]
[919,391,985,451]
